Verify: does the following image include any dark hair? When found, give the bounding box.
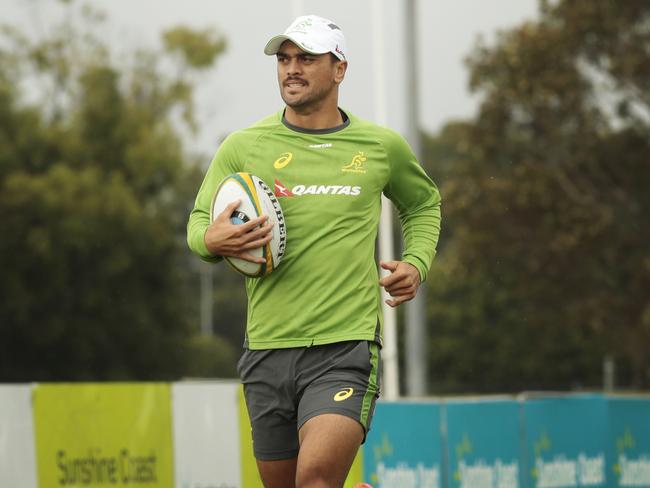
[330,53,341,64]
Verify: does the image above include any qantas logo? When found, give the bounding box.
[293,185,361,196]
[274,179,361,197]
[274,179,294,197]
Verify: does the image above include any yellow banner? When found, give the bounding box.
[238,386,263,488]
[33,383,173,488]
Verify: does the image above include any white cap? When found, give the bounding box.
[264,15,346,61]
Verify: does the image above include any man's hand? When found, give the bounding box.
[378,260,421,308]
[204,200,273,264]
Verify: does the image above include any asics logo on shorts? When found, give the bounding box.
[333,387,354,402]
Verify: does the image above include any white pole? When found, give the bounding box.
[372,0,399,400]
[403,0,428,397]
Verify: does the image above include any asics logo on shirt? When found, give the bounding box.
[273,152,293,169]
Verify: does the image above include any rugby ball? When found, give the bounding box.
[210,172,286,277]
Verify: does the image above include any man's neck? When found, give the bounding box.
[284,104,344,130]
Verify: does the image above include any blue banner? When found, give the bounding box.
[522,394,608,488]
[607,396,650,488]
[364,401,443,488]
[445,399,522,488]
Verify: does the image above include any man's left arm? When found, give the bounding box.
[381,130,442,306]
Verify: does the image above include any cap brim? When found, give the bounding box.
[264,35,326,56]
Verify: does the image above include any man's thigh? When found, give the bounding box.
[238,348,300,461]
[296,413,364,487]
[297,340,381,439]
[239,341,381,461]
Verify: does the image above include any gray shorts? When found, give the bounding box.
[237,340,382,461]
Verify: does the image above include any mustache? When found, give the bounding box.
[283,77,308,85]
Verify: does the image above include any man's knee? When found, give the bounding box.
[257,458,298,488]
[296,462,334,488]
[296,415,363,487]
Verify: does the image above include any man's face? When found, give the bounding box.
[276,40,346,112]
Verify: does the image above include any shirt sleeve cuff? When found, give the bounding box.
[402,255,428,283]
[197,229,223,264]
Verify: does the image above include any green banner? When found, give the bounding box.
[32,383,173,488]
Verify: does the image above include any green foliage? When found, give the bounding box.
[163,26,227,69]
[424,0,650,392]
[210,268,248,349]
[183,335,238,378]
[0,2,233,381]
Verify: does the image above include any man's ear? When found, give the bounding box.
[334,60,348,84]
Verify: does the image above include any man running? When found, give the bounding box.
[187,14,441,488]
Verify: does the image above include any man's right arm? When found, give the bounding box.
[187,150,231,262]
[203,201,272,264]
[187,133,273,264]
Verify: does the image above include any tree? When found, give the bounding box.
[0,1,236,380]
[423,0,650,392]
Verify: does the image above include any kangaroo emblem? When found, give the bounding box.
[342,152,367,174]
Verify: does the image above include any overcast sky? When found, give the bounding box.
[2,0,539,155]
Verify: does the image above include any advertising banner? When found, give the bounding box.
[0,385,38,488]
[363,401,443,488]
[32,383,173,488]
[172,381,241,488]
[522,394,608,488]
[607,396,650,488]
[238,386,264,488]
[445,398,522,488]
